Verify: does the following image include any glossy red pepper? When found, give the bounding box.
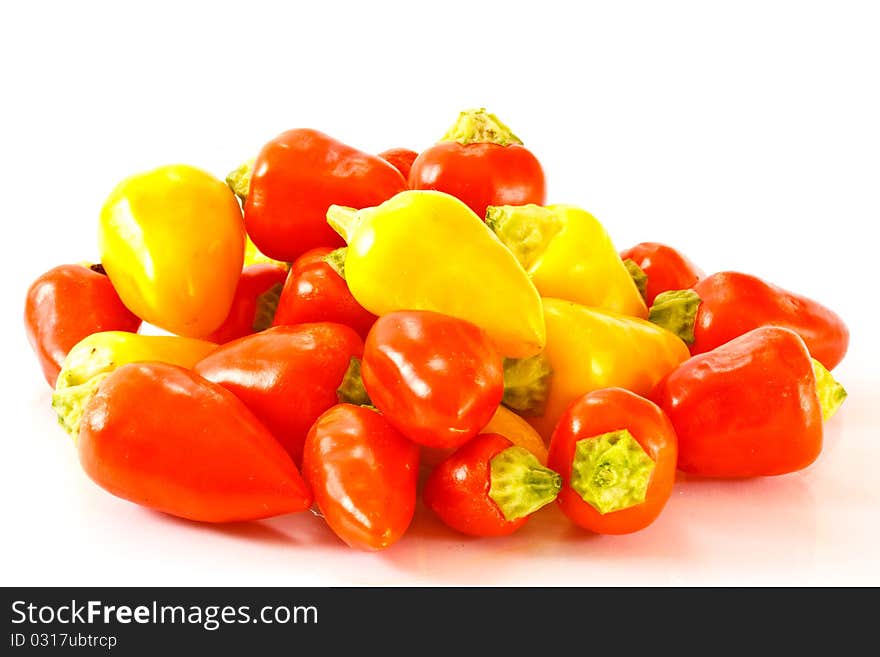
[272,247,377,340]
[360,311,504,449]
[244,129,407,262]
[548,387,678,535]
[378,147,419,179]
[652,326,845,478]
[619,241,704,305]
[649,271,849,370]
[409,109,545,218]
[25,264,142,387]
[423,433,561,537]
[302,404,419,551]
[194,323,363,465]
[205,263,288,344]
[78,362,312,522]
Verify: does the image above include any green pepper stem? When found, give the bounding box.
[812,358,847,421]
[252,282,283,332]
[337,357,372,406]
[52,373,111,440]
[326,205,361,244]
[502,354,552,416]
[648,289,702,345]
[622,259,648,303]
[440,108,524,146]
[485,204,564,272]
[323,247,348,279]
[226,158,254,204]
[489,446,562,521]
[570,429,655,515]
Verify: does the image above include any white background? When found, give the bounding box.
[2,1,878,585]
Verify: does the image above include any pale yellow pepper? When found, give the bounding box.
[52,331,217,439]
[327,190,546,358]
[486,204,648,318]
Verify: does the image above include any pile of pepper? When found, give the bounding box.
[25,109,849,550]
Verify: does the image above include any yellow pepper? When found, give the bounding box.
[507,298,690,440]
[99,164,245,337]
[485,204,648,318]
[52,331,217,439]
[327,190,546,358]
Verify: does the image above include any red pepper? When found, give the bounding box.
[619,241,704,305]
[205,263,288,344]
[649,271,849,370]
[78,362,312,522]
[302,404,419,551]
[409,109,545,218]
[423,433,561,537]
[194,323,363,465]
[378,147,419,180]
[244,129,407,262]
[359,310,504,449]
[25,264,142,387]
[547,387,678,535]
[652,326,846,477]
[272,247,377,340]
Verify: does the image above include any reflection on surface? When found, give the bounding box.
[212,471,818,586]
[369,473,817,586]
